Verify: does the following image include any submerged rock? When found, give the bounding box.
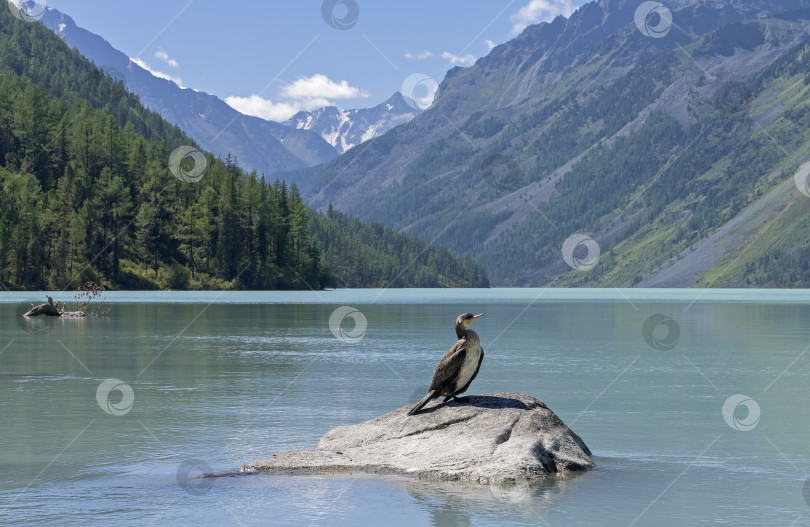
[59,310,87,317]
[242,392,594,484]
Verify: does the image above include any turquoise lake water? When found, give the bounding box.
[1,288,809,526]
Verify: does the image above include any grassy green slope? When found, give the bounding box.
[588,35,810,288]
[487,18,810,286]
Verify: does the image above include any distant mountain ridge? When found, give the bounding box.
[285,92,420,154]
[303,0,810,287]
[39,7,338,175]
[37,7,340,177]
[39,7,421,175]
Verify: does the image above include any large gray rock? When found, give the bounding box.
[242,392,594,484]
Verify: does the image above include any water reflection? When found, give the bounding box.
[404,472,587,525]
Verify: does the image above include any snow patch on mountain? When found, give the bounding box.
[285,92,419,154]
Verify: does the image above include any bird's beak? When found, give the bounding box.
[473,313,485,320]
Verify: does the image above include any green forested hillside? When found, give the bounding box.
[0,8,487,290]
[310,206,489,288]
[0,72,332,290]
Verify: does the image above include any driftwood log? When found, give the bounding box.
[22,296,86,317]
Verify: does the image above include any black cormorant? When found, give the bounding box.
[407,313,485,416]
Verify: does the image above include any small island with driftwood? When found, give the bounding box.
[21,283,108,318]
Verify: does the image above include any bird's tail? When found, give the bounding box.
[407,390,436,416]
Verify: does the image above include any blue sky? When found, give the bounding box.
[42,0,590,121]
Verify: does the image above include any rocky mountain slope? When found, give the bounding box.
[304,0,810,286]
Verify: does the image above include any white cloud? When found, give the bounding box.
[130,58,184,87]
[224,95,300,122]
[484,40,497,51]
[441,51,476,66]
[154,49,179,69]
[510,0,575,34]
[225,74,369,122]
[280,74,368,101]
[405,50,433,60]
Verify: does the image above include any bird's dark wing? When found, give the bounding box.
[456,347,483,395]
[429,339,466,394]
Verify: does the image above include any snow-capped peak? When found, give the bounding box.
[283,92,420,154]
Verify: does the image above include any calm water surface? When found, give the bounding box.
[1,288,809,526]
